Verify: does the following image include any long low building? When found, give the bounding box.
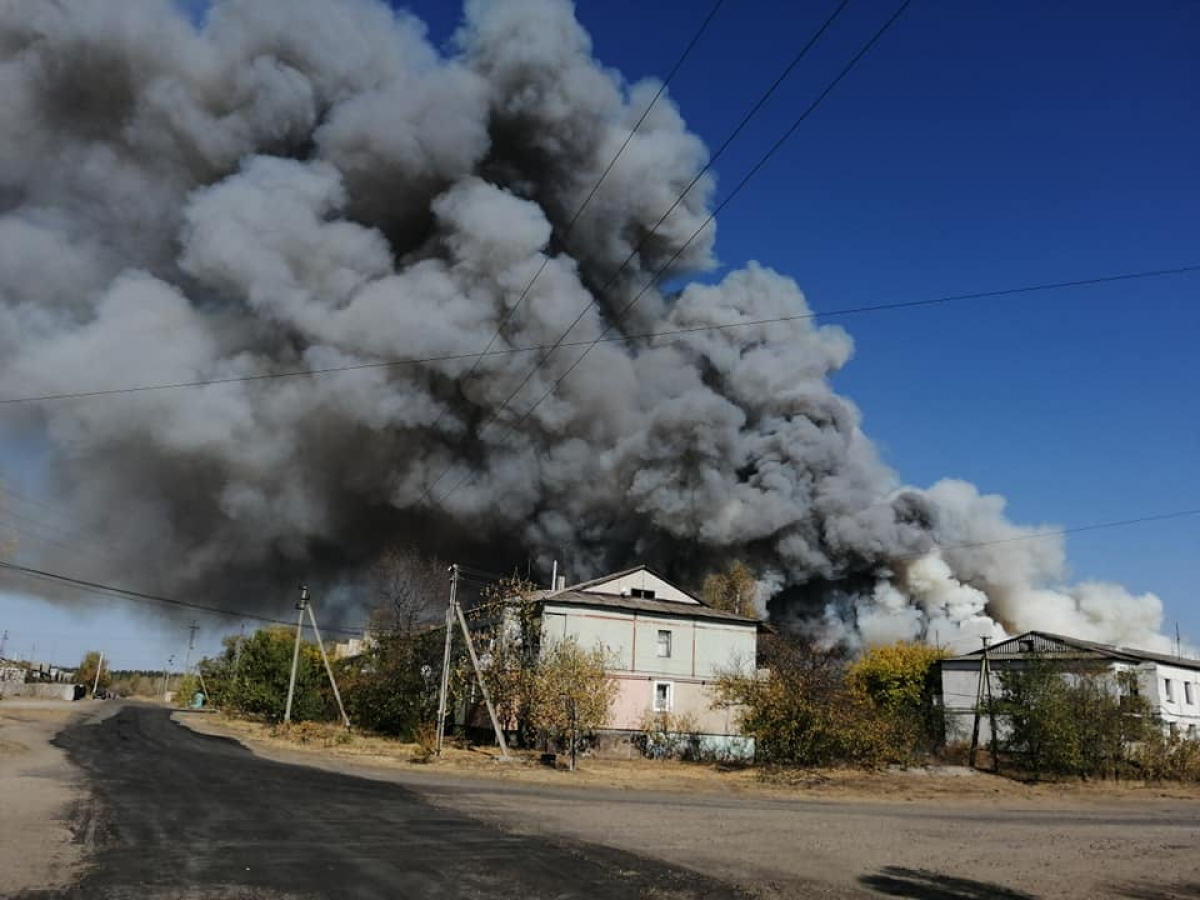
[941,630,1200,743]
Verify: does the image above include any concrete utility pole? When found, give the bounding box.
[434,564,459,755]
[454,594,510,759]
[283,585,308,724]
[91,651,104,696]
[304,598,350,730]
[232,623,246,687]
[969,636,1000,771]
[183,621,199,680]
[0,628,8,659]
[161,655,175,700]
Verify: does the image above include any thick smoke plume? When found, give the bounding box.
[0,0,1170,651]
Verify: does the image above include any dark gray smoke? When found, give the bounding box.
[0,0,1170,650]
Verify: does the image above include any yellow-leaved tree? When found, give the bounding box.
[846,640,947,761]
[702,561,758,617]
[529,638,617,771]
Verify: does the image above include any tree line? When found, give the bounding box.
[165,551,1199,781]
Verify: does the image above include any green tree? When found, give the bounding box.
[702,561,758,617]
[529,638,617,770]
[995,658,1155,780]
[340,630,443,738]
[76,650,110,694]
[202,627,332,722]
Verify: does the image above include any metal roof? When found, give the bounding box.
[540,589,764,627]
[948,630,1200,671]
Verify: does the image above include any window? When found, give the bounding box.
[1186,682,1195,705]
[656,629,672,658]
[1164,678,1174,702]
[631,588,656,599]
[653,681,673,712]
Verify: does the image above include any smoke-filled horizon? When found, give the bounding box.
[0,0,1172,652]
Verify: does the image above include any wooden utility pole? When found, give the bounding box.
[434,564,458,755]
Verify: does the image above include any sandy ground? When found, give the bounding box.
[177,713,1200,899]
[0,698,118,896]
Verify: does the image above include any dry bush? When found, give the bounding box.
[272,720,352,747]
[1135,734,1200,783]
[412,721,438,763]
[637,710,702,760]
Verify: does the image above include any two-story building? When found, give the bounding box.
[535,565,763,758]
[940,630,1200,743]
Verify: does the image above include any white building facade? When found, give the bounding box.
[537,566,761,758]
[941,631,1200,744]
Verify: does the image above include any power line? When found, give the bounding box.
[432,0,914,505]
[421,0,855,502]
[916,507,1200,560]
[0,262,1193,408]
[0,558,368,637]
[447,0,728,399]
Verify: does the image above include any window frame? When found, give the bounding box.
[1164,678,1174,702]
[652,680,674,712]
[656,629,672,659]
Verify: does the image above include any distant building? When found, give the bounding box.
[528,565,765,758]
[332,634,377,660]
[941,630,1200,742]
[0,658,26,683]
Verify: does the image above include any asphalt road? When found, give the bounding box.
[20,704,743,900]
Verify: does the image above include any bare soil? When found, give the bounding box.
[0,698,117,896]
[180,711,1200,805]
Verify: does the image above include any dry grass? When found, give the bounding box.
[177,711,1200,805]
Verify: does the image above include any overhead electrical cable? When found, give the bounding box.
[911,507,1200,560]
[0,559,369,636]
[445,0,728,400]
[3,506,1196,637]
[432,0,914,505]
[421,0,856,501]
[0,263,1193,407]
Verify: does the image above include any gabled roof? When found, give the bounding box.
[948,630,1200,672]
[564,564,702,604]
[541,589,764,627]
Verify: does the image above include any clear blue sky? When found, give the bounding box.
[1,0,1196,669]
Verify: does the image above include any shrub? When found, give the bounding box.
[1134,732,1200,783]
[716,636,892,767]
[411,721,438,763]
[637,710,701,760]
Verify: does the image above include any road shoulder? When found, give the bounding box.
[0,699,117,896]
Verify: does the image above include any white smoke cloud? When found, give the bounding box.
[0,0,1170,653]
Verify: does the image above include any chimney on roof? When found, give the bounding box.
[555,574,566,592]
